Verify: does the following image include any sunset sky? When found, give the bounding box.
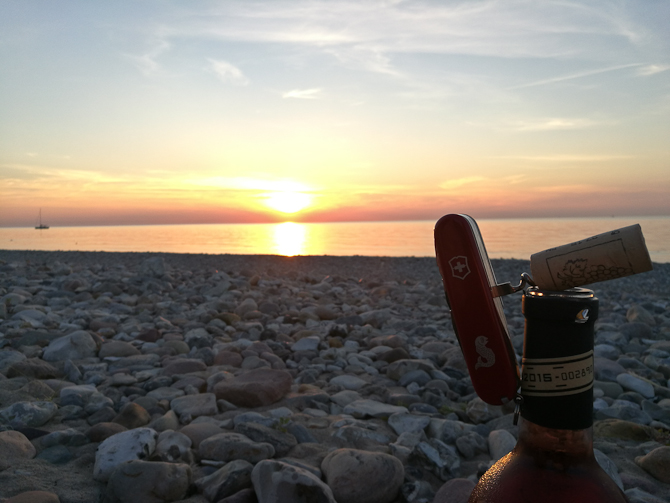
[1,0,669,227]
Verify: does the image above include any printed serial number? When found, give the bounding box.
[522,364,593,384]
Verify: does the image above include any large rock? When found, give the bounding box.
[636,446,670,483]
[6,358,60,379]
[321,448,404,503]
[198,432,275,463]
[179,422,225,449]
[252,459,336,503]
[213,368,292,407]
[93,428,158,482]
[0,350,27,375]
[0,400,58,427]
[0,430,36,471]
[433,478,476,503]
[234,421,298,457]
[42,330,98,362]
[99,341,140,358]
[196,459,254,502]
[105,460,191,503]
[112,402,151,429]
[170,393,218,422]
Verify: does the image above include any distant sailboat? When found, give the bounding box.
[35,209,49,229]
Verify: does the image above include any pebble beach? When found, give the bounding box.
[1,249,670,503]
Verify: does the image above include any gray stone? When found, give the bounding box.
[252,459,336,503]
[627,305,656,326]
[198,432,275,463]
[105,460,191,503]
[433,478,476,503]
[595,358,627,382]
[635,446,670,483]
[488,429,516,461]
[42,330,98,362]
[386,359,435,381]
[0,400,58,427]
[155,430,192,463]
[329,375,368,391]
[140,256,167,277]
[429,419,476,444]
[170,392,218,422]
[343,399,408,419]
[213,368,293,407]
[414,439,460,480]
[466,397,503,424]
[292,336,321,352]
[596,400,653,425]
[234,421,298,457]
[0,350,27,375]
[196,459,254,502]
[398,369,432,387]
[617,373,655,399]
[388,412,431,435]
[594,449,624,490]
[322,448,404,503]
[455,432,488,459]
[330,390,362,407]
[594,344,621,360]
[641,400,670,424]
[0,430,36,471]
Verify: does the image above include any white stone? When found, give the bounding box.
[616,373,655,399]
[93,427,158,482]
[42,330,98,362]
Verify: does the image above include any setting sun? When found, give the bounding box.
[264,191,312,214]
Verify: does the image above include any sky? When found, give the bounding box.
[1,0,669,227]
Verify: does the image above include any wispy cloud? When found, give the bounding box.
[161,1,648,66]
[440,176,486,190]
[509,118,602,132]
[637,64,670,76]
[493,155,634,162]
[125,40,171,75]
[508,63,643,90]
[208,59,249,86]
[188,176,314,193]
[282,88,322,99]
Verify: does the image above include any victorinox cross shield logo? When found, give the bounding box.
[449,256,470,280]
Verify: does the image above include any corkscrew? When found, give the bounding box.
[434,213,653,411]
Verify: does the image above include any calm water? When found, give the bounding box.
[1,217,669,263]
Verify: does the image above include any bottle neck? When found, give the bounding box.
[517,417,594,459]
[521,288,598,431]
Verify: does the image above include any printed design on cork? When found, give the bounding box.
[556,258,632,288]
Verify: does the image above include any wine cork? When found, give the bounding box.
[530,224,653,290]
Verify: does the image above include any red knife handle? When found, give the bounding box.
[434,214,519,405]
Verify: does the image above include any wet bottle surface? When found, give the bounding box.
[469,288,629,503]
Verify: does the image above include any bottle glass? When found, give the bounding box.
[468,288,629,503]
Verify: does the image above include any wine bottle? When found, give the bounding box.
[469,287,629,502]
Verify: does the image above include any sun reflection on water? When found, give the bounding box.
[273,222,306,256]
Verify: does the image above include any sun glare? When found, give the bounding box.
[273,222,306,256]
[264,191,312,214]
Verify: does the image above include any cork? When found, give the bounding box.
[530,224,653,290]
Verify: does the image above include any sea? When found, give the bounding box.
[1,217,669,263]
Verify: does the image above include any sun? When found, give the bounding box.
[264,191,312,214]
